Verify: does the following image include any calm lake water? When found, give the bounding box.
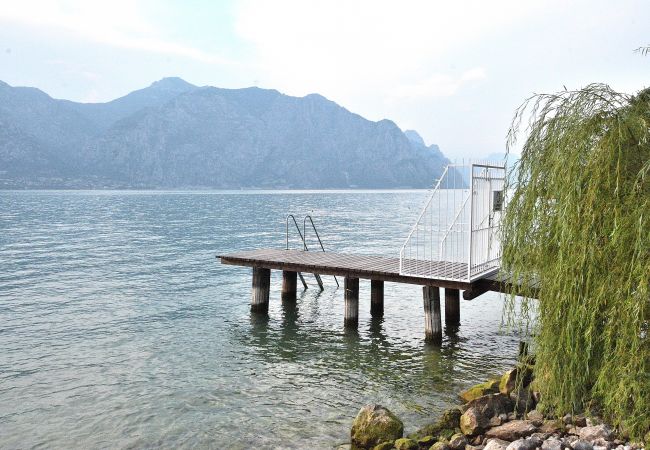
[0,190,519,449]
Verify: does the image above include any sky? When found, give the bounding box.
[0,0,648,159]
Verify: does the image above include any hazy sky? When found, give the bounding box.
[1,0,648,158]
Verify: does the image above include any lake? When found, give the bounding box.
[0,190,519,449]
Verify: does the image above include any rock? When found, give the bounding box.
[450,433,469,450]
[414,408,462,439]
[490,417,504,427]
[542,437,563,450]
[499,366,534,395]
[465,446,485,450]
[485,421,538,441]
[460,379,501,403]
[563,436,579,447]
[394,438,418,450]
[572,440,593,450]
[593,446,609,450]
[460,395,514,435]
[592,439,611,449]
[498,414,509,423]
[579,425,614,442]
[373,443,395,450]
[531,432,551,441]
[506,438,538,450]
[431,443,451,450]
[508,413,517,421]
[483,438,511,450]
[585,418,603,427]
[526,410,544,425]
[470,436,484,445]
[563,414,573,425]
[539,420,564,435]
[418,436,436,447]
[351,405,404,449]
[573,416,587,427]
[510,388,536,414]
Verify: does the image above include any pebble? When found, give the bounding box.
[541,437,563,450]
[572,440,594,450]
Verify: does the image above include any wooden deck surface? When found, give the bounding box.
[218,248,527,297]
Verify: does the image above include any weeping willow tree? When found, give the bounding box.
[502,84,650,438]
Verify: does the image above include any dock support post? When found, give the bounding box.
[423,286,442,344]
[282,270,297,301]
[444,288,460,327]
[370,280,384,318]
[344,277,359,327]
[251,267,270,313]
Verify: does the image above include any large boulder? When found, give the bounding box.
[412,408,462,439]
[485,421,538,441]
[499,366,533,395]
[351,405,404,449]
[460,379,501,403]
[460,394,514,436]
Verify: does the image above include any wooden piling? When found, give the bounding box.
[444,288,460,326]
[251,267,270,313]
[370,279,384,318]
[423,286,442,344]
[281,270,297,301]
[344,277,359,327]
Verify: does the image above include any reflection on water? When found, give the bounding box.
[0,190,520,449]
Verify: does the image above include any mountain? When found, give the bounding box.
[0,78,448,189]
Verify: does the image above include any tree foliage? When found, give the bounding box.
[503,84,650,437]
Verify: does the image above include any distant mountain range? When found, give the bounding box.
[0,77,448,189]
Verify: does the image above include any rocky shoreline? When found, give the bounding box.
[341,363,648,450]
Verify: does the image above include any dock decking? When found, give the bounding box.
[218,248,525,343]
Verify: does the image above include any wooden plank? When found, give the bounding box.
[219,249,474,290]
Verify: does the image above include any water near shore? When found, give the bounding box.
[0,190,519,449]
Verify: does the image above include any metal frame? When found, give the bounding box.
[399,161,505,283]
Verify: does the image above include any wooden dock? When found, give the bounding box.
[218,248,522,344]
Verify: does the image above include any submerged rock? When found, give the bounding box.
[430,442,452,450]
[460,379,501,403]
[413,407,462,439]
[372,443,394,450]
[394,437,418,450]
[418,436,436,447]
[351,405,404,449]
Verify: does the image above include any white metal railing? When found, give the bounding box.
[399,162,505,282]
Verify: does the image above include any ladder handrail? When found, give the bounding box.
[286,214,307,250]
[285,214,309,290]
[303,215,339,288]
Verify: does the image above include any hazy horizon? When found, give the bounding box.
[1,0,648,159]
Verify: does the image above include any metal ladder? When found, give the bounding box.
[286,214,339,290]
